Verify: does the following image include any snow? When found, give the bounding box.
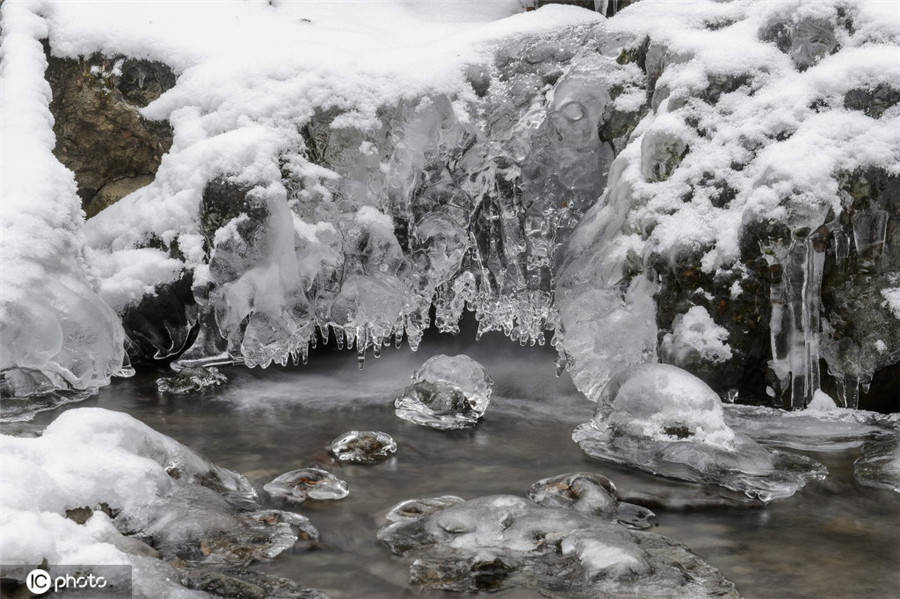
[806,389,839,412]
[603,0,900,268]
[882,287,900,320]
[661,305,733,365]
[0,0,125,396]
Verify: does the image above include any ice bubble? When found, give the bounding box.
[394,354,493,430]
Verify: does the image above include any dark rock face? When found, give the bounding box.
[121,271,198,365]
[44,43,175,216]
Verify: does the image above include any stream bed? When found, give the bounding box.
[7,335,900,599]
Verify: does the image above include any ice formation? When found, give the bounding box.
[156,365,227,395]
[0,0,897,414]
[263,467,349,504]
[0,408,324,597]
[0,0,126,399]
[854,434,900,493]
[573,364,826,501]
[377,494,738,597]
[394,354,493,430]
[527,471,655,529]
[328,430,397,464]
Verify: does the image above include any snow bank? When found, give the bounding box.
[0,0,125,398]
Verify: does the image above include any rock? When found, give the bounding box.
[377,494,739,598]
[527,472,656,529]
[328,431,397,463]
[760,15,840,71]
[121,271,199,366]
[844,84,900,119]
[44,44,175,215]
[573,364,827,501]
[394,354,493,430]
[156,366,227,395]
[263,467,349,504]
[181,567,330,599]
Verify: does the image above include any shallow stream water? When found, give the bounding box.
[11,332,900,598]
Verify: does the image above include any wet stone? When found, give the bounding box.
[263,467,349,504]
[377,494,739,598]
[394,354,493,430]
[181,567,330,599]
[527,472,656,529]
[156,366,227,395]
[329,430,397,463]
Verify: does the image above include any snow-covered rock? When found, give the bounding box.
[0,407,324,597]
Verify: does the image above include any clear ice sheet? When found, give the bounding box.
[573,365,826,502]
[394,354,493,430]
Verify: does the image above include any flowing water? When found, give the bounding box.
[11,331,900,598]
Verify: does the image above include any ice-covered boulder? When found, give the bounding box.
[527,472,655,529]
[394,354,493,430]
[156,365,227,395]
[263,467,349,504]
[573,365,826,501]
[328,430,397,464]
[377,494,739,597]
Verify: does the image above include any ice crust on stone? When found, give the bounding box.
[156,365,227,395]
[0,0,126,399]
[395,354,493,430]
[573,365,826,501]
[377,494,738,597]
[328,430,397,464]
[0,408,321,597]
[527,471,655,529]
[263,467,349,504]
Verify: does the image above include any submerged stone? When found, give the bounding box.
[377,494,739,598]
[573,364,826,502]
[263,467,349,504]
[394,354,493,430]
[329,430,397,463]
[156,366,227,395]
